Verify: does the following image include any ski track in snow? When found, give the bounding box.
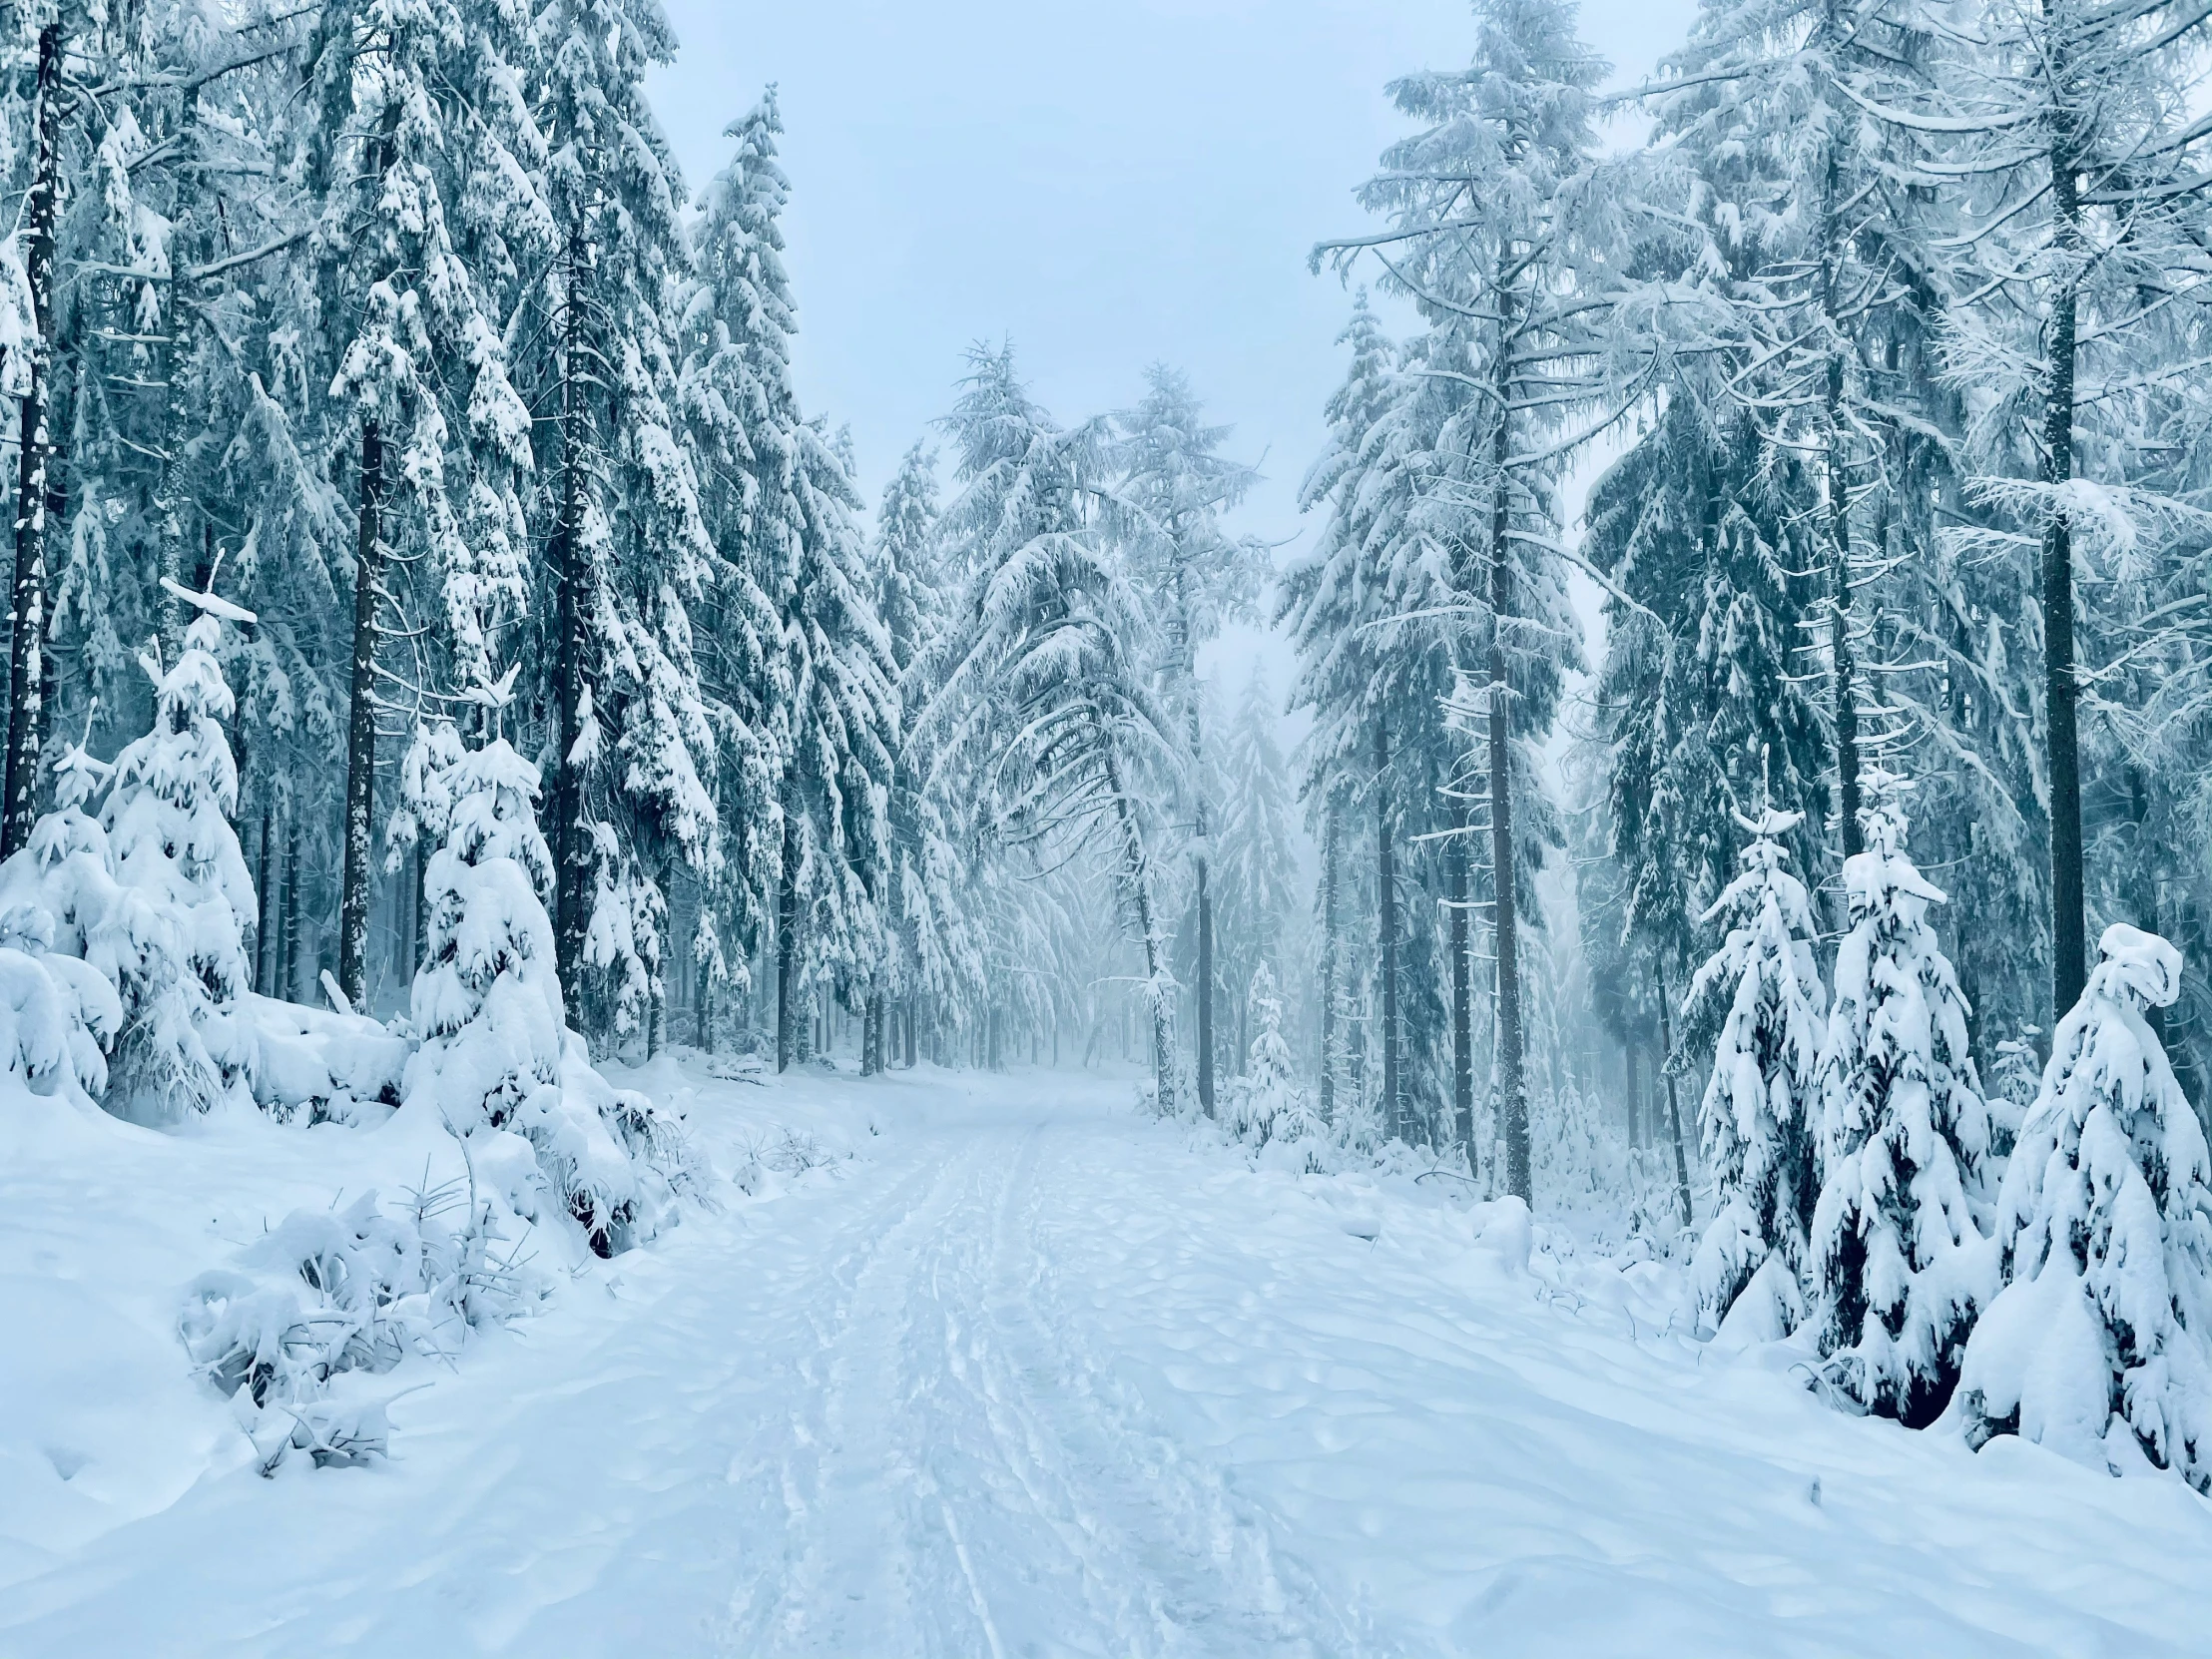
[6,1063,2212,1656]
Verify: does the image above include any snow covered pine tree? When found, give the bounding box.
[1810,771,1996,1423]
[1688,808,1827,1340]
[1956,926,2212,1488]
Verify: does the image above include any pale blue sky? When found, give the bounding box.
[647,0,1698,698]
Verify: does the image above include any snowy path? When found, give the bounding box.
[6,1066,2212,1656]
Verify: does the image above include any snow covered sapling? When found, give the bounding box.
[402,697,690,1257]
[1809,771,1996,1423]
[1955,926,2212,1488]
[1227,962,1324,1163]
[0,740,126,1105]
[1688,808,1827,1338]
[97,584,261,1121]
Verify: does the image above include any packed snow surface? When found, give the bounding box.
[6,1061,2210,1656]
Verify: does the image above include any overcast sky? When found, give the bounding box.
[647,0,1699,693]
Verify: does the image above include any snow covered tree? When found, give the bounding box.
[921,345,1180,1111]
[525,0,718,1050]
[1809,770,1997,1423]
[1226,960,1324,1162]
[871,442,945,1067]
[1917,0,2212,1025]
[310,0,542,1009]
[402,677,688,1256]
[96,583,261,1121]
[1956,925,2212,1488]
[1687,807,1827,1336]
[681,93,893,1071]
[1109,366,1263,1114]
[1314,0,1612,1183]
[1215,667,1302,1069]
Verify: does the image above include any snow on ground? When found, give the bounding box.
[5,1059,2211,1657]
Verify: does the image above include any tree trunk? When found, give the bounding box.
[2043,144,2086,1021]
[1376,726,1401,1141]
[1319,802,1341,1122]
[1196,856,1216,1115]
[776,804,799,1072]
[1625,1038,1642,1150]
[1489,543,1530,1204]
[256,797,277,995]
[551,209,593,1004]
[280,820,301,1003]
[1101,721,1175,1114]
[1656,959,1693,1231]
[1821,145,1864,869]
[1448,814,1475,1162]
[2,24,63,861]
[335,418,383,1008]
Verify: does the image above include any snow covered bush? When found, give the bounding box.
[1954,925,2212,1489]
[1687,809,1826,1337]
[180,1184,530,1475]
[400,719,693,1258]
[1808,772,1997,1424]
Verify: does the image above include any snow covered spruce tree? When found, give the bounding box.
[1215,667,1303,1072]
[1226,960,1325,1165]
[91,583,261,1121]
[1686,807,1827,1338]
[526,0,719,1050]
[682,92,895,1072]
[1809,771,1996,1423]
[402,677,689,1257]
[1955,926,2212,1487]
[309,0,542,1010]
[870,442,952,1069]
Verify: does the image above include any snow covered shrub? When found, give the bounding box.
[1226,963,1326,1170]
[235,993,410,1124]
[180,1185,528,1474]
[1686,809,1826,1336]
[401,721,693,1258]
[1809,772,1997,1425]
[1955,926,2212,1488]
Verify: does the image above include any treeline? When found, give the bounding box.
[0,3,1316,1087]
[1287,0,2212,1186]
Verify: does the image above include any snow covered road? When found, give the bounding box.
[7,1064,2212,1657]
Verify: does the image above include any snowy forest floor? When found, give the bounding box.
[5,1061,2211,1657]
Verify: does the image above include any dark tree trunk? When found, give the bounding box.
[280,820,301,1003]
[1448,815,1475,1161]
[1376,726,1401,1140]
[3,25,63,861]
[256,797,277,995]
[1822,145,1864,870]
[1489,540,1530,1203]
[1196,856,1215,1116]
[1319,802,1341,1122]
[551,209,593,1005]
[1656,959,1693,1230]
[2043,147,2086,1021]
[777,803,799,1072]
[1625,1039,1642,1150]
[335,418,383,1009]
